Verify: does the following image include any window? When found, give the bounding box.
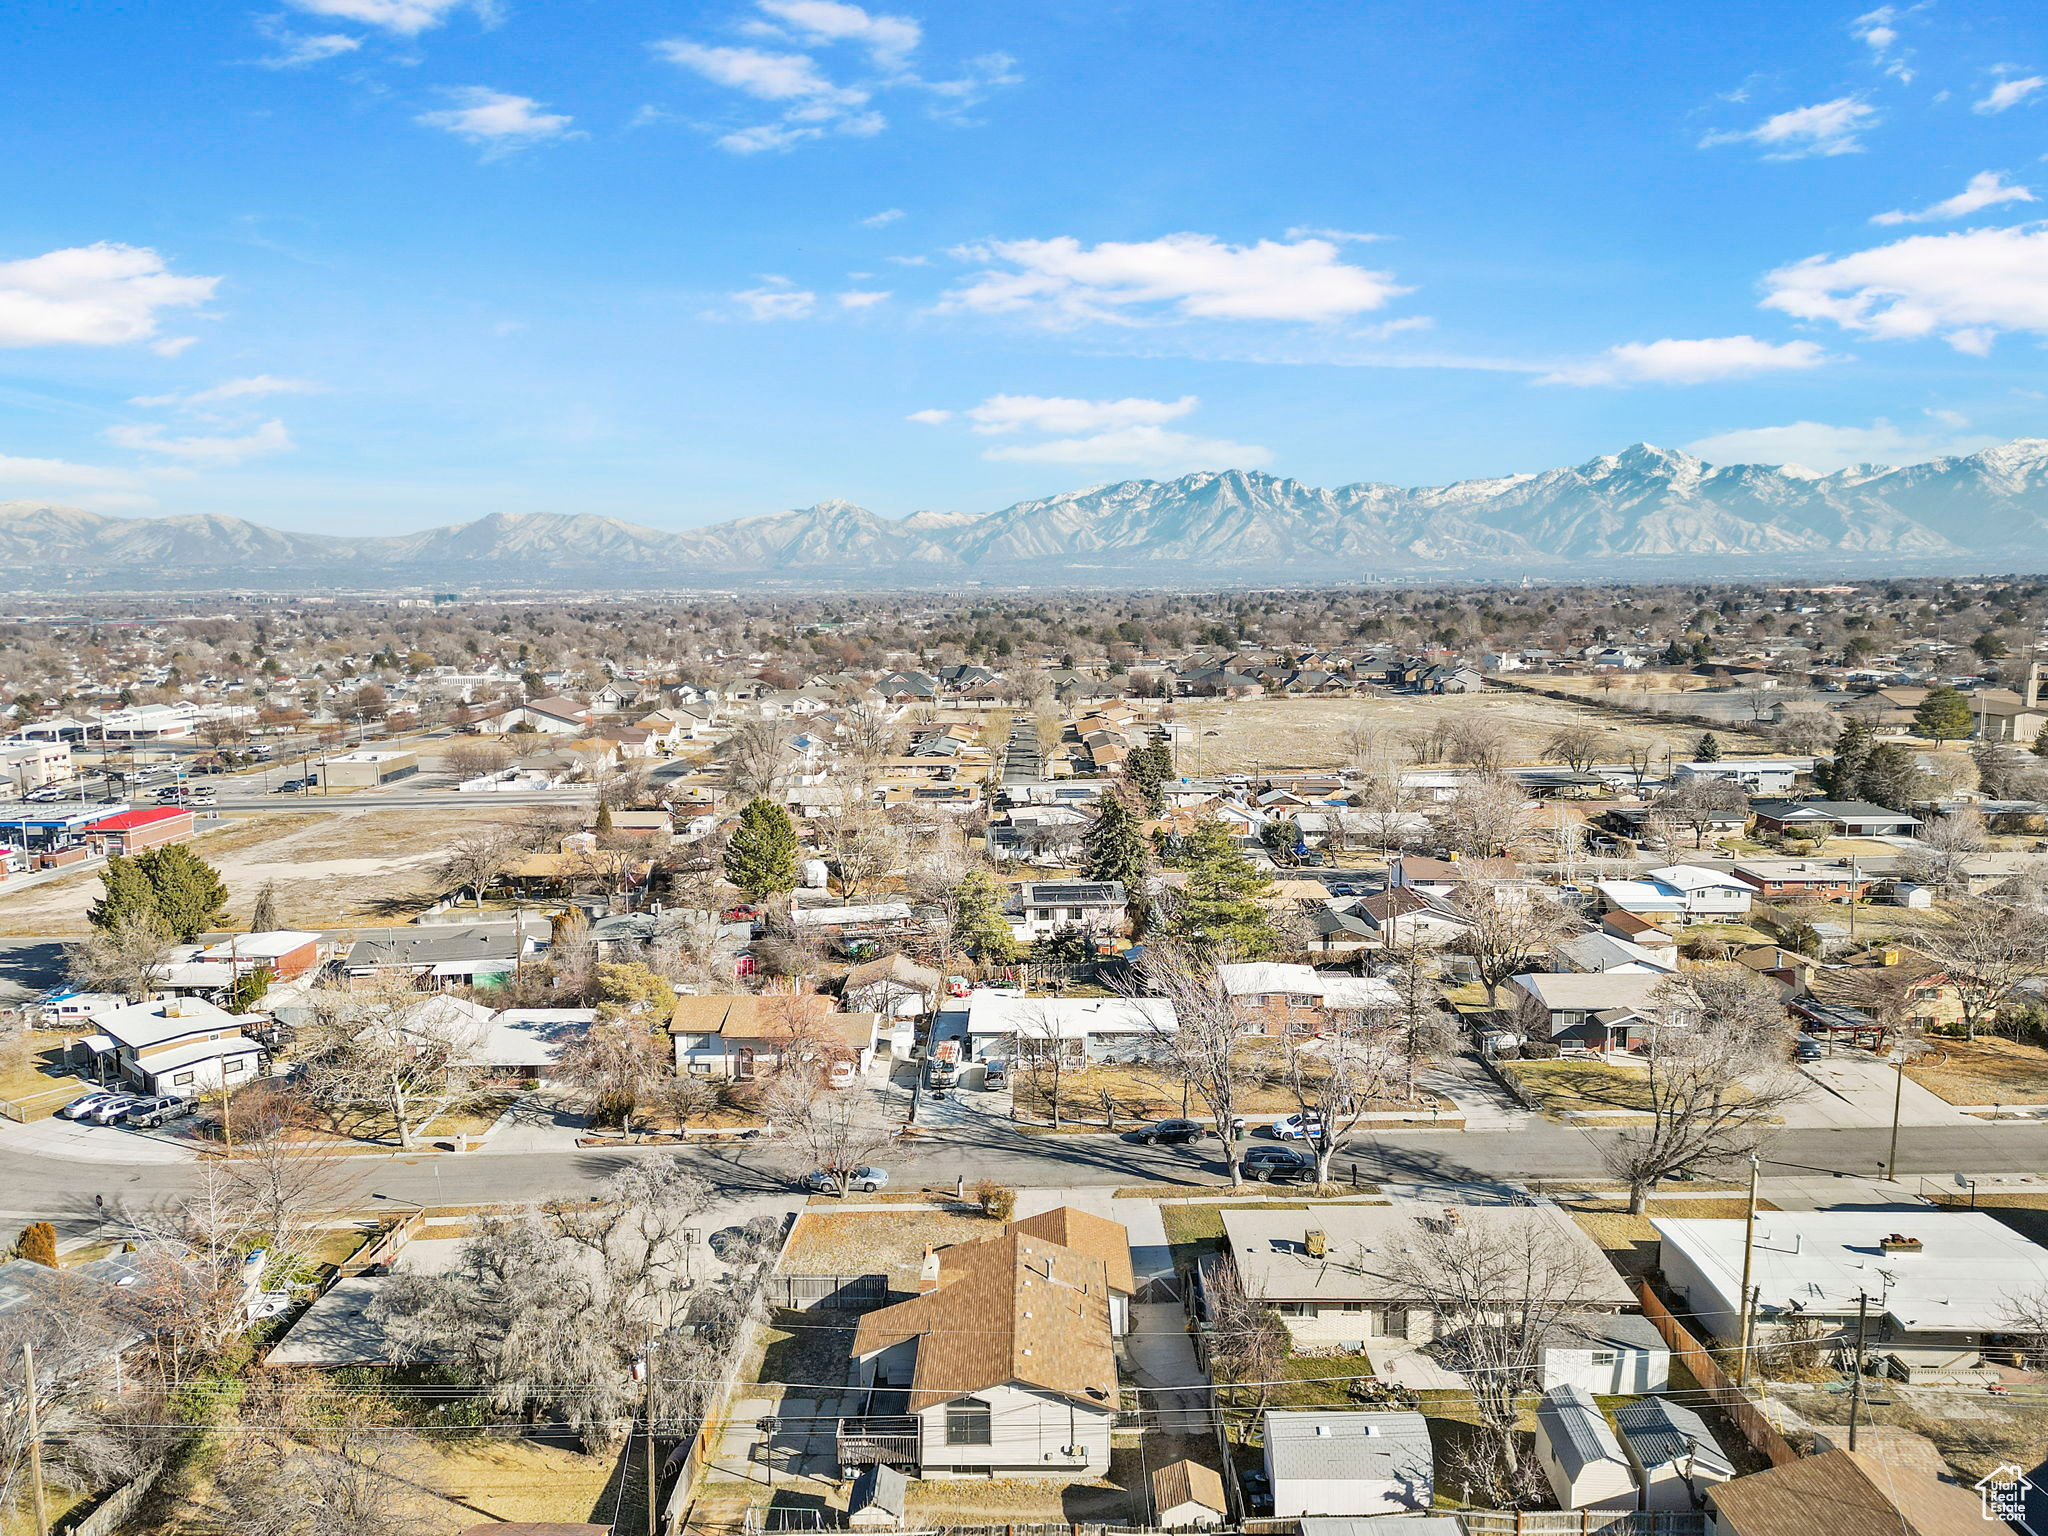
[1273,1302,1314,1318]
[225,1058,247,1075]
[172,1072,194,1087]
[946,1399,992,1446]
[1590,1351,1619,1368]
[1339,1301,1367,1314]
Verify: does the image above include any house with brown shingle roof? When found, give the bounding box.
[1702,1449,1987,1535]
[845,1216,1124,1477]
[669,993,880,1080]
[1006,1206,1135,1333]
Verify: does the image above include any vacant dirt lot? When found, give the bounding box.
[1178,690,1762,775]
[0,808,529,937]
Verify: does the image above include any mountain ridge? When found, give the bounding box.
[8,436,2048,589]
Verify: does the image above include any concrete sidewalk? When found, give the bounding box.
[1782,1057,1978,1130]
[0,1112,199,1164]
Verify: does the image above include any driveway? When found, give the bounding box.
[1783,1056,1978,1130]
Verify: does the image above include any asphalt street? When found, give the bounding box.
[9,1115,2046,1238]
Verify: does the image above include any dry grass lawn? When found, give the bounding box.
[0,808,532,936]
[1502,1059,1654,1118]
[1907,1036,2048,1106]
[1178,691,1758,776]
[1568,1197,1777,1278]
[0,1032,91,1115]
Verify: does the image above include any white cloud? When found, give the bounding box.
[252,16,363,67]
[1763,224,2048,353]
[106,418,294,467]
[1851,6,1917,81]
[0,453,148,490]
[417,88,577,154]
[1976,74,2045,114]
[906,408,952,424]
[963,393,1199,435]
[0,244,217,350]
[131,375,323,410]
[939,232,1410,327]
[1541,335,1830,386]
[861,208,904,227]
[1682,417,1999,472]
[752,0,919,68]
[835,289,891,308]
[730,284,818,320]
[1282,226,1384,244]
[1873,170,2034,225]
[151,335,201,358]
[1700,97,1878,158]
[982,425,1270,470]
[885,253,929,266]
[283,0,482,35]
[656,2,1013,154]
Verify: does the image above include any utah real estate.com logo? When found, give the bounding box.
[1975,1463,2036,1524]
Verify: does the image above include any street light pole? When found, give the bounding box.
[1736,1151,1761,1387]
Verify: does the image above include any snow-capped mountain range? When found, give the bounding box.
[9,437,2048,589]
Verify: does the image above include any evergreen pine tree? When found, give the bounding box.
[1814,718,1873,799]
[949,870,1019,962]
[1696,732,1723,762]
[722,796,799,903]
[1167,819,1278,956]
[2033,723,2048,761]
[89,854,157,934]
[1861,743,1930,813]
[1912,685,1976,743]
[12,1221,57,1267]
[594,799,615,834]
[248,879,282,934]
[1126,740,1173,815]
[134,844,230,942]
[1081,792,1149,889]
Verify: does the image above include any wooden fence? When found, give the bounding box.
[1457,1514,1705,1535]
[768,1272,888,1311]
[1633,1279,1799,1468]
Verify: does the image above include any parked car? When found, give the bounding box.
[1793,1033,1825,1062]
[1240,1145,1316,1183]
[83,1095,149,1124]
[802,1165,889,1194]
[1125,1117,1208,1146]
[185,787,217,805]
[118,1095,197,1129]
[1269,1112,1326,1141]
[274,777,312,793]
[59,1092,127,1120]
[22,785,65,803]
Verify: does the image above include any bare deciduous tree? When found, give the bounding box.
[68,910,174,998]
[1137,939,1253,1186]
[434,825,514,906]
[442,737,514,781]
[1280,1004,1409,1185]
[1453,890,1575,1011]
[1601,964,1808,1213]
[721,716,789,798]
[1897,808,1986,898]
[295,981,481,1148]
[1437,773,1530,857]
[1908,898,2048,1040]
[1545,725,1606,774]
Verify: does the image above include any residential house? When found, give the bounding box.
[195,930,324,981]
[1655,1211,2048,1376]
[961,991,1176,1065]
[1387,855,1528,902]
[789,902,922,945]
[488,696,589,734]
[77,996,264,1096]
[1702,1449,1988,1536]
[1348,888,1478,948]
[1508,971,1670,1049]
[670,993,880,1080]
[1534,1386,1636,1512]
[1215,963,1400,1034]
[1209,1205,1664,1395]
[340,920,547,988]
[1669,759,1808,794]
[1728,859,1871,902]
[464,1008,595,1084]
[1749,799,1922,839]
[1006,880,1128,941]
[1549,933,1680,976]
[1261,1410,1434,1518]
[1613,1397,1734,1513]
[842,954,942,1019]
[1007,1205,1136,1336]
[844,1220,1122,1476]
[1600,911,1678,950]
[1595,864,1755,920]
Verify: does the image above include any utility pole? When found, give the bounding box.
[1736,1152,1761,1387]
[1846,1293,1871,1451]
[22,1342,48,1536]
[1885,1048,1906,1184]
[645,1371,659,1536]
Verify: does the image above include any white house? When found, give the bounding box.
[1596,864,1755,920]
[847,1221,1121,1477]
[78,997,264,1096]
[1261,1410,1434,1518]
[1655,1211,2048,1376]
[1006,880,1128,941]
[1549,933,1681,977]
[1671,759,1810,795]
[963,990,1176,1063]
[1534,1386,1637,1512]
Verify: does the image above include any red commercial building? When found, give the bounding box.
[84,806,196,856]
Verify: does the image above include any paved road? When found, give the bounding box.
[8,1115,2046,1235]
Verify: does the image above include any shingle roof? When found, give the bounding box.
[849,1228,1118,1414]
[1150,1459,1226,1518]
[1704,1450,1987,1535]
[1006,1206,1135,1296]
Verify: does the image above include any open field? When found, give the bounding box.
[1177,690,1766,776]
[0,808,531,937]
[1907,1036,2048,1106]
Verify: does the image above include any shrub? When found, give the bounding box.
[972,1179,1016,1222]
[1520,1042,1562,1060]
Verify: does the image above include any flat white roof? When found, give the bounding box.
[88,997,241,1048]
[140,1035,261,1075]
[965,990,1177,1038]
[790,902,913,927]
[1654,1212,2048,1332]
[197,931,322,961]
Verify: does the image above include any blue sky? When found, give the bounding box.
[4,0,2048,533]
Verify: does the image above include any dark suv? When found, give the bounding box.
[1126,1118,1208,1145]
[1240,1145,1316,1183]
[118,1095,197,1129]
